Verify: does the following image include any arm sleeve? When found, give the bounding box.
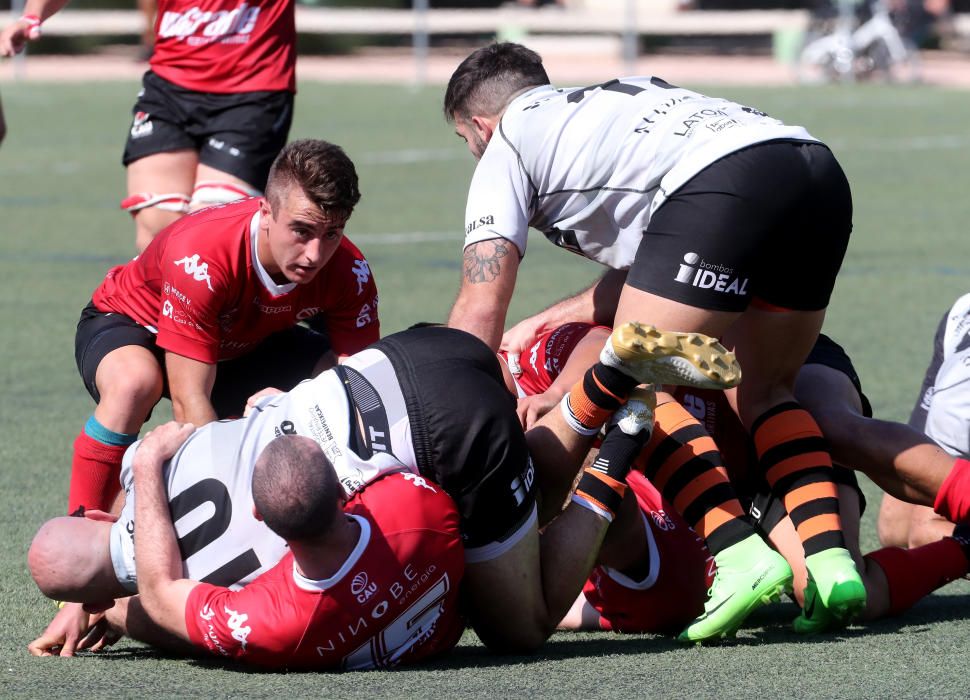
[184,579,291,665]
[308,247,380,357]
[155,248,232,364]
[462,132,534,257]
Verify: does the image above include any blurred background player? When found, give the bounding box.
[69,139,378,517]
[0,0,299,251]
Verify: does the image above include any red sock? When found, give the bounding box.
[68,431,128,514]
[865,539,969,616]
[934,458,970,523]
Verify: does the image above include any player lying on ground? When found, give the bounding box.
[509,322,970,635]
[671,333,970,631]
[67,139,378,518]
[498,321,794,642]
[28,322,741,657]
[445,42,865,629]
[134,424,465,669]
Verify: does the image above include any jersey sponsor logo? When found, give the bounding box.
[673,252,748,297]
[352,259,372,295]
[174,254,215,292]
[352,571,379,604]
[356,301,376,328]
[649,509,676,532]
[130,111,153,139]
[158,3,260,43]
[163,282,192,307]
[510,457,536,507]
[199,604,216,622]
[224,606,252,651]
[465,215,495,237]
[252,297,292,315]
[402,473,436,493]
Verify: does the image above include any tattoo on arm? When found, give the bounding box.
[463,241,510,284]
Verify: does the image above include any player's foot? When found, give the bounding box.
[801,547,867,625]
[606,386,657,436]
[677,533,792,644]
[600,322,741,390]
[793,574,841,634]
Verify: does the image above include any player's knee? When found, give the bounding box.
[99,365,163,414]
[122,192,190,249]
[189,181,260,210]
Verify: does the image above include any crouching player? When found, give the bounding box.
[28,423,465,669]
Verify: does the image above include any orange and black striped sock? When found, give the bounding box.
[563,364,639,435]
[636,400,753,555]
[752,402,845,556]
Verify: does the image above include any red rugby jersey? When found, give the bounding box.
[500,322,609,396]
[583,471,713,634]
[150,0,296,93]
[91,198,379,363]
[184,473,466,670]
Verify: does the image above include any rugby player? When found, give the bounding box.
[444,42,865,639]
[509,321,970,634]
[498,321,788,641]
[878,292,970,548]
[31,424,465,669]
[2,0,302,251]
[28,323,740,656]
[68,139,378,517]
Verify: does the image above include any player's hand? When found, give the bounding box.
[27,603,96,657]
[75,602,121,653]
[244,387,283,417]
[501,315,551,359]
[137,421,195,467]
[517,391,562,430]
[0,17,41,58]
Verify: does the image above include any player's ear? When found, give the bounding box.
[258,196,273,221]
[252,504,264,522]
[471,115,495,143]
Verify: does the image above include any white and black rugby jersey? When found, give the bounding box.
[912,293,970,458]
[110,348,418,591]
[463,78,818,269]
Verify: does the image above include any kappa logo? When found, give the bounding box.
[174,254,215,292]
[352,259,372,295]
[224,606,251,650]
[199,604,215,622]
[403,473,436,492]
[674,252,749,297]
[130,111,153,139]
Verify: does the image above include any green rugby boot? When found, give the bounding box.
[678,533,793,644]
[801,547,867,626]
[793,574,841,634]
[600,322,742,390]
